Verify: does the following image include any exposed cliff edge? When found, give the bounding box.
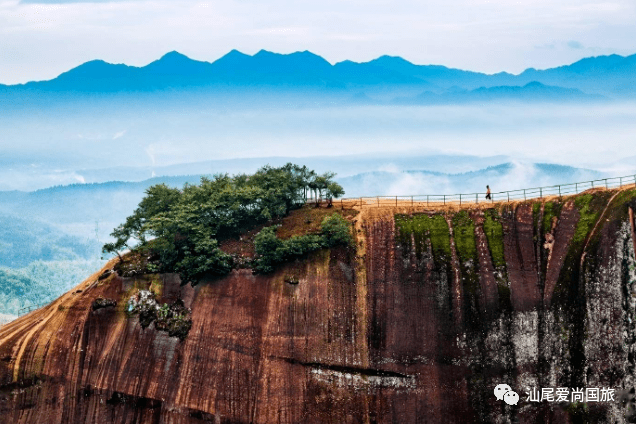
[2,188,636,423]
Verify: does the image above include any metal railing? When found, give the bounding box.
[334,174,636,208]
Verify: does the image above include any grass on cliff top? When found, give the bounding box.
[483,209,505,269]
[276,205,358,240]
[451,211,482,310]
[451,210,476,263]
[571,192,614,249]
[395,213,451,262]
[576,188,636,253]
[600,188,636,222]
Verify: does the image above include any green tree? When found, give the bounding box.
[103,164,345,285]
[103,184,181,260]
[309,172,341,207]
[325,181,345,207]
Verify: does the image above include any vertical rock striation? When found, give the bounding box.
[1,189,636,423]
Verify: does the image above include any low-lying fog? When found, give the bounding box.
[2,100,635,319]
[1,102,635,192]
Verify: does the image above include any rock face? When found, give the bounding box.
[1,190,636,423]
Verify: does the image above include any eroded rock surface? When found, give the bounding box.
[1,190,636,423]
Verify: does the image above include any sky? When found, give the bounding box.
[1,0,636,84]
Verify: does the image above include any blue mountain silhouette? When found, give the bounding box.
[394,81,604,104]
[1,50,634,101]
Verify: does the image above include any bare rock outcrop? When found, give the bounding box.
[1,190,636,423]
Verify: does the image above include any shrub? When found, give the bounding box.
[253,226,326,273]
[126,291,192,339]
[154,300,193,340]
[253,213,352,273]
[321,214,353,247]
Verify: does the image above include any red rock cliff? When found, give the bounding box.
[1,189,636,423]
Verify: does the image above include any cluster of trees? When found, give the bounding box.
[0,269,49,316]
[0,213,101,268]
[103,164,347,285]
[0,259,105,316]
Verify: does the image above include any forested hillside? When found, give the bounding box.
[0,214,100,268]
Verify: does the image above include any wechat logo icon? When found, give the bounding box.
[495,384,519,405]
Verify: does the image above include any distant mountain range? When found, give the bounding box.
[0,160,610,242]
[395,81,603,104]
[72,153,511,185]
[338,163,606,197]
[1,50,634,106]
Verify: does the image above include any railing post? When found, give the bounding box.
[411,196,413,206]
[620,177,623,187]
[444,195,446,205]
[459,194,462,206]
[591,180,594,188]
[524,189,526,200]
[427,195,429,206]
[558,185,561,197]
[540,188,542,198]
[605,179,608,189]
[396,196,398,207]
[476,193,478,204]
[507,192,510,202]
[575,182,578,193]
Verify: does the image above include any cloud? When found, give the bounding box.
[1,0,636,84]
[112,130,126,140]
[378,163,400,173]
[346,161,606,198]
[567,40,584,49]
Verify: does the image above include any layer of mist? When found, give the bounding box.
[2,99,635,323]
[2,102,636,191]
[338,162,608,197]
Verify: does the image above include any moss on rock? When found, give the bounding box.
[395,213,451,264]
[483,209,505,269]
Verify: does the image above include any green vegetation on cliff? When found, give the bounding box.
[483,209,505,269]
[395,213,451,263]
[482,208,511,310]
[103,164,347,285]
[253,214,352,273]
[451,211,481,321]
[451,211,477,264]
[542,201,563,234]
[572,193,609,248]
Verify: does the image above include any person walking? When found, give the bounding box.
[485,185,492,200]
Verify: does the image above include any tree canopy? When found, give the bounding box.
[103,164,346,285]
